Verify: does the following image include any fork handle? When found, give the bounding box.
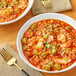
[14,63,29,76]
[21,69,29,76]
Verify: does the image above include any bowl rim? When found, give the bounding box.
[17,13,76,73]
[0,0,34,25]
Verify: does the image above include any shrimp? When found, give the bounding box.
[57,34,66,43]
[30,56,40,65]
[36,38,44,49]
[28,37,44,49]
[28,37,39,46]
[60,40,73,48]
[53,57,71,64]
[47,35,54,43]
[35,31,42,37]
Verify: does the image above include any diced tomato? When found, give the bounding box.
[25,31,34,38]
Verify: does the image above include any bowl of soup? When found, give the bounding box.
[17,13,76,73]
[0,0,34,25]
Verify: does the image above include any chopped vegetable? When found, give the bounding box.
[43,65,51,71]
[29,30,32,32]
[34,29,37,31]
[65,58,71,62]
[13,0,19,4]
[52,48,58,55]
[34,50,39,55]
[44,41,48,44]
[31,24,37,30]
[44,35,48,39]
[23,45,28,50]
[25,31,34,38]
[7,9,11,13]
[48,61,54,68]
[44,47,46,50]
[48,30,52,32]
[41,52,48,58]
[22,37,27,44]
[45,44,51,48]
[1,1,7,8]
[55,63,61,70]
[47,27,50,29]
[15,1,19,4]
[65,48,71,54]
[42,31,46,35]
[65,58,69,61]
[15,8,21,13]
[54,28,60,33]
[67,38,71,40]
[50,25,53,28]
[10,4,14,7]
[65,26,72,30]
[57,43,61,46]
[54,24,60,27]
[51,46,55,49]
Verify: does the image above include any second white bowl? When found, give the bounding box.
[0,0,34,25]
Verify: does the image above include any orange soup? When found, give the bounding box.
[22,19,76,71]
[0,0,29,22]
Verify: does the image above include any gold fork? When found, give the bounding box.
[0,48,29,76]
[41,0,52,8]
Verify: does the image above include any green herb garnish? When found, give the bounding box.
[67,38,71,40]
[43,31,46,35]
[51,46,55,49]
[29,30,32,32]
[44,35,48,39]
[65,26,72,31]
[48,30,52,32]
[65,58,69,61]
[44,47,46,50]
[57,43,61,46]
[10,4,14,7]
[34,29,37,31]
[50,25,53,28]
[44,41,48,44]
[7,9,11,13]
[31,24,37,30]
[45,44,50,48]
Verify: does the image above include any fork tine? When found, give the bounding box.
[0,50,7,61]
[2,48,12,57]
[2,48,13,58]
[0,48,12,62]
[42,0,51,8]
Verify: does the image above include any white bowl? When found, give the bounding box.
[17,13,76,73]
[0,0,34,25]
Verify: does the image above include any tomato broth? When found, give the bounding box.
[0,0,29,22]
[22,19,76,71]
